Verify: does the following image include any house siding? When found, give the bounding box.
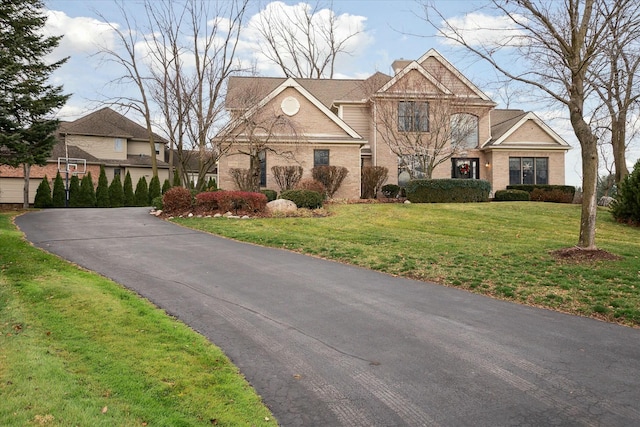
[65,134,127,161]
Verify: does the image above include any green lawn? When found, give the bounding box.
[0,212,275,426]
[173,202,640,326]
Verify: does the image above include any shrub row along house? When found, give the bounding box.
[216,49,571,199]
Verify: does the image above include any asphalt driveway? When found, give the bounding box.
[16,208,640,426]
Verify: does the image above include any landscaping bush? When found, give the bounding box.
[229,168,254,191]
[507,184,575,203]
[96,166,110,208]
[261,189,278,202]
[109,174,124,208]
[162,179,171,194]
[296,178,326,195]
[494,189,530,201]
[134,176,149,207]
[148,175,161,205]
[34,176,53,208]
[162,187,192,213]
[52,172,66,207]
[123,172,135,206]
[381,184,401,198]
[361,166,388,199]
[406,179,491,203]
[151,196,163,210]
[68,175,81,207]
[280,189,324,209]
[611,159,640,225]
[206,177,217,190]
[196,191,267,213]
[172,169,181,187]
[312,165,348,198]
[272,165,303,191]
[79,172,96,207]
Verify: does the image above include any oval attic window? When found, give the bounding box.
[281,96,300,116]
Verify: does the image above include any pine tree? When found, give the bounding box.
[123,171,135,206]
[0,0,69,208]
[611,159,640,224]
[172,169,181,187]
[148,175,161,205]
[134,176,149,207]
[68,175,81,207]
[79,172,96,207]
[33,176,52,208]
[109,174,124,208]
[96,165,110,207]
[162,179,171,194]
[52,172,66,207]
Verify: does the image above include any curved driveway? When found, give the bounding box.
[16,208,640,426]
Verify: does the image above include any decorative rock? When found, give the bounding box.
[241,215,250,220]
[223,211,234,217]
[404,200,412,204]
[266,199,297,214]
[188,213,194,217]
[214,213,222,218]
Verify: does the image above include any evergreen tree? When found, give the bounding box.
[0,0,69,208]
[52,172,66,207]
[109,174,124,208]
[162,178,171,194]
[611,159,640,224]
[79,172,96,207]
[148,175,161,204]
[123,171,135,206]
[172,169,181,187]
[68,175,81,207]
[134,176,149,206]
[33,175,52,208]
[207,177,217,190]
[95,165,110,207]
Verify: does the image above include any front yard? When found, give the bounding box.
[173,202,640,326]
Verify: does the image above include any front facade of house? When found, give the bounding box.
[0,108,170,205]
[218,49,570,198]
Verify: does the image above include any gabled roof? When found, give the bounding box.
[376,60,453,95]
[224,77,363,140]
[60,107,167,143]
[486,109,570,149]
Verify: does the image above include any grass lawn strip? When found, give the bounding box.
[0,212,275,426]
[173,202,640,327]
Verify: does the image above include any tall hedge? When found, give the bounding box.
[96,165,110,207]
[134,176,149,207]
[405,179,491,203]
[148,175,161,205]
[109,174,124,208]
[68,175,81,207]
[123,171,135,207]
[52,172,66,207]
[34,176,53,208]
[79,172,96,207]
[611,159,640,225]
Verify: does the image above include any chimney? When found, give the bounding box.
[391,59,411,75]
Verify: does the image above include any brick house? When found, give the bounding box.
[0,108,170,205]
[217,49,571,198]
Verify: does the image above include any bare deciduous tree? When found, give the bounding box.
[251,1,363,78]
[423,0,632,250]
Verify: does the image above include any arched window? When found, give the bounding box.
[451,113,478,149]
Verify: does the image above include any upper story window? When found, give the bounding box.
[314,149,329,167]
[154,143,162,156]
[398,101,429,132]
[451,113,478,149]
[114,138,124,152]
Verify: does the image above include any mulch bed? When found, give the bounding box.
[550,247,622,263]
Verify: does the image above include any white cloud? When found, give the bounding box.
[438,12,527,48]
[44,10,118,59]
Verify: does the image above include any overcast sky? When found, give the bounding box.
[41,0,640,187]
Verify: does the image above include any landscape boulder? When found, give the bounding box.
[266,198,297,214]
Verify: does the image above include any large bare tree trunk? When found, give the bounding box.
[22,163,31,209]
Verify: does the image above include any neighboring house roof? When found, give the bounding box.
[486,109,571,149]
[59,107,167,143]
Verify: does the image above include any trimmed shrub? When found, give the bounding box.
[296,178,326,195]
[312,165,348,198]
[280,189,324,209]
[109,174,124,208]
[148,175,161,205]
[611,159,640,225]
[34,176,53,208]
[134,176,149,207]
[123,172,135,207]
[96,166,110,207]
[261,189,278,202]
[272,165,303,192]
[381,184,401,198]
[162,179,171,194]
[151,196,163,210]
[172,169,181,187]
[361,166,388,199]
[494,189,530,201]
[507,184,575,203]
[78,172,96,207]
[52,172,66,208]
[406,179,491,203]
[206,177,217,190]
[229,168,254,191]
[195,191,267,213]
[162,186,193,214]
[68,175,81,207]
